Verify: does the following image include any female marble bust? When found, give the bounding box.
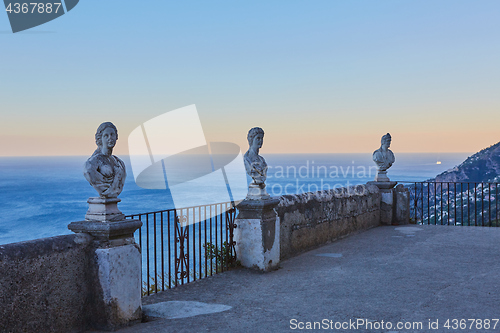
[244,127,268,187]
[84,122,126,198]
[373,133,395,172]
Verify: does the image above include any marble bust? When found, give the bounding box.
[84,122,126,198]
[373,133,395,182]
[244,127,270,199]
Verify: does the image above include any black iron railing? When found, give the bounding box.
[125,202,238,296]
[406,182,500,227]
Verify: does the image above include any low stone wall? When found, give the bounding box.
[0,234,95,333]
[276,184,381,260]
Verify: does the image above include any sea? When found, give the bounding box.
[0,153,470,246]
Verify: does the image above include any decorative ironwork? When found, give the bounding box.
[125,201,239,296]
[174,214,189,286]
[226,205,237,267]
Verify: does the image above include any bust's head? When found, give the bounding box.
[95,122,118,151]
[247,127,264,149]
[381,133,391,149]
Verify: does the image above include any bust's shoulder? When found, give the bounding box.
[244,151,260,162]
[85,154,101,168]
[243,151,251,162]
[112,155,126,168]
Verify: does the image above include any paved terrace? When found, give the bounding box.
[91,226,500,333]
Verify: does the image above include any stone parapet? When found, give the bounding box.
[276,184,381,260]
[0,234,93,332]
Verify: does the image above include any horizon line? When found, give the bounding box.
[0,152,475,158]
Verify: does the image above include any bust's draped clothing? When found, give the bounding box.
[84,154,126,198]
[373,148,395,171]
[244,151,268,185]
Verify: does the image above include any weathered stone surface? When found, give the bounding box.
[368,181,410,225]
[68,218,142,240]
[94,244,142,329]
[234,198,280,271]
[84,197,125,222]
[0,231,143,332]
[0,234,93,332]
[276,185,381,260]
[67,218,142,331]
[395,183,410,225]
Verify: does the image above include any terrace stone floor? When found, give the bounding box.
[89,225,500,333]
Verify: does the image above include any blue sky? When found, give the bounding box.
[1,0,499,155]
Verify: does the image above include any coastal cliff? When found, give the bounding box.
[432,142,500,183]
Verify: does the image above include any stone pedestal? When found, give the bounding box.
[93,241,142,330]
[368,181,409,225]
[234,197,280,271]
[394,184,410,225]
[246,183,270,200]
[68,198,142,331]
[375,170,390,182]
[85,197,125,222]
[68,219,142,241]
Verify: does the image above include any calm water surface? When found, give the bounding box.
[0,153,470,245]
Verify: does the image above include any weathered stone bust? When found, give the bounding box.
[84,122,126,198]
[372,133,395,182]
[244,127,270,199]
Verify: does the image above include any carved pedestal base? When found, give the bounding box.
[246,183,271,200]
[85,197,125,222]
[375,170,391,182]
[234,198,280,271]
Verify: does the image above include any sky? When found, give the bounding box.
[0,0,499,156]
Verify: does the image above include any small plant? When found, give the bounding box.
[204,241,240,273]
[142,273,173,296]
